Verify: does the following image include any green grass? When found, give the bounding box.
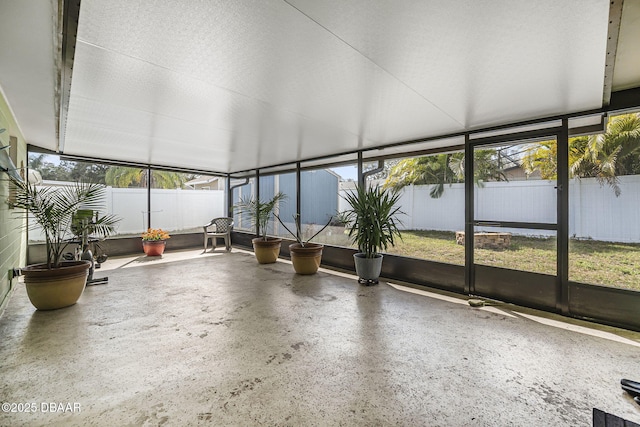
[569,239,640,289]
[347,229,640,291]
[311,227,640,290]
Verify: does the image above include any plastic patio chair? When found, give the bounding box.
[204,217,234,251]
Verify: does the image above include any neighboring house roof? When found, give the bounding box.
[184,176,219,188]
[503,164,542,180]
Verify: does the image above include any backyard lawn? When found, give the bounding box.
[314,228,640,291]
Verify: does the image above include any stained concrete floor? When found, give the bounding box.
[1,248,640,426]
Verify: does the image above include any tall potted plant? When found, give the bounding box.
[234,192,286,264]
[10,177,120,310]
[343,185,402,285]
[274,213,332,275]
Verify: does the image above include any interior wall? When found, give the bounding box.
[0,86,27,317]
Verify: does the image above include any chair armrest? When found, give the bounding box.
[204,219,217,232]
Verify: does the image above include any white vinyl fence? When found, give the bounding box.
[338,175,640,243]
[29,176,640,243]
[29,186,225,241]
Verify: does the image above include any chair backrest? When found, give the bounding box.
[213,217,233,233]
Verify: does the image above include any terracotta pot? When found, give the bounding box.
[143,240,166,256]
[252,237,282,264]
[289,243,323,275]
[22,261,91,310]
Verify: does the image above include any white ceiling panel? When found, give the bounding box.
[63,0,475,172]
[21,0,616,174]
[613,0,640,91]
[287,0,610,127]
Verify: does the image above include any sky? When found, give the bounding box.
[29,152,361,182]
[328,165,357,181]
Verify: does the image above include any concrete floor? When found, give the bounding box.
[1,248,640,426]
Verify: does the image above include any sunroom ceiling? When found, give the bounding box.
[5,0,636,174]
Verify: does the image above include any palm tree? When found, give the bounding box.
[383,151,506,198]
[105,167,187,189]
[523,113,640,196]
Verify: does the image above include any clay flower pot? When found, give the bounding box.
[252,237,282,264]
[142,240,167,256]
[289,243,323,275]
[22,261,91,310]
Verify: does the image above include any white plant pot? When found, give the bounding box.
[353,253,383,285]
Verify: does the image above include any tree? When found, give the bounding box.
[363,159,399,181]
[28,153,47,171]
[383,151,506,198]
[28,155,72,181]
[523,113,640,196]
[28,155,108,183]
[67,161,109,184]
[104,167,187,189]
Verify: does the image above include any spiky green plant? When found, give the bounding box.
[343,185,403,258]
[234,192,286,241]
[9,177,120,269]
[273,213,333,247]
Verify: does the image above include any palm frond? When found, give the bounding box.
[9,178,120,268]
[234,192,287,240]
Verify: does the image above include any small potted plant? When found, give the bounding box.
[10,177,120,310]
[141,228,171,256]
[234,192,286,264]
[274,213,332,275]
[343,185,403,285]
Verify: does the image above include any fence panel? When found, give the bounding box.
[29,186,225,241]
[338,177,639,243]
[28,176,640,243]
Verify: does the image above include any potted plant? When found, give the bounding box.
[274,213,332,275]
[343,185,403,285]
[234,192,286,264]
[141,228,171,256]
[10,177,120,310]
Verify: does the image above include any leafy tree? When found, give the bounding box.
[29,155,189,188]
[105,166,187,189]
[28,155,108,183]
[67,161,109,183]
[363,159,399,181]
[28,154,47,171]
[28,155,71,181]
[383,151,506,198]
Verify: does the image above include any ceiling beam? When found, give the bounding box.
[58,0,81,153]
[602,0,624,106]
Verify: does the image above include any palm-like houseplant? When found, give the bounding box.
[234,192,287,264]
[274,213,333,275]
[343,185,403,285]
[10,177,120,309]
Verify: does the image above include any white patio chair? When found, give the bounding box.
[204,217,234,251]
